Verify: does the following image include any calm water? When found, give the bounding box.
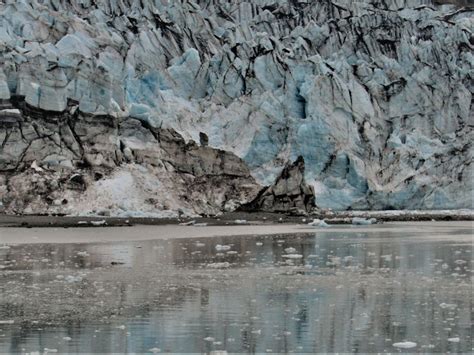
[0,223,472,353]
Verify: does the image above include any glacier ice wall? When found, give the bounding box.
[0,0,473,210]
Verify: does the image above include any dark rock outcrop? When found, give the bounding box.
[0,98,261,216]
[199,132,209,147]
[240,156,316,214]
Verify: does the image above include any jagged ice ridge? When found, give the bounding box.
[0,0,472,215]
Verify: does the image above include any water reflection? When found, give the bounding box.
[0,225,472,353]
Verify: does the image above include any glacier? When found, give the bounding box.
[0,0,472,215]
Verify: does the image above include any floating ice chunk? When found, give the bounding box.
[194,223,208,227]
[448,337,460,343]
[210,351,228,355]
[207,262,230,269]
[251,329,261,335]
[393,341,417,349]
[44,349,58,353]
[352,217,377,225]
[234,219,248,224]
[256,242,263,246]
[0,320,14,324]
[204,337,215,342]
[77,221,88,225]
[285,247,297,254]
[195,241,205,247]
[439,303,457,310]
[282,254,303,259]
[77,251,90,257]
[65,275,83,283]
[327,256,341,266]
[0,245,10,250]
[63,337,72,341]
[308,219,321,226]
[308,219,330,227]
[319,220,330,227]
[148,348,161,353]
[117,325,126,330]
[319,220,330,228]
[90,220,106,226]
[180,220,196,226]
[215,244,231,251]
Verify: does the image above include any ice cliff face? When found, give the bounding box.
[0,0,473,214]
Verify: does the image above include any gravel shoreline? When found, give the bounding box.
[0,210,472,228]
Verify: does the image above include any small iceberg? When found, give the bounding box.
[0,320,14,325]
[352,217,377,225]
[179,220,196,226]
[308,219,330,227]
[439,303,457,310]
[282,254,303,259]
[90,220,107,226]
[393,341,417,349]
[215,244,231,251]
[207,262,231,269]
